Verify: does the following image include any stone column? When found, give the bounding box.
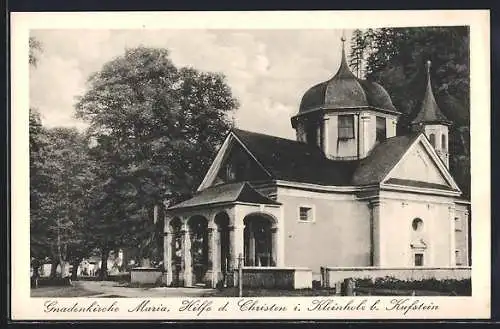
[228,224,244,286]
[163,231,173,286]
[271,227,278,267]
[215,227,223,283]
[359,114,370,158]
[204,226,218,287]
[369,200,382,266]
[248,221,255,266]
[182,228,192,287]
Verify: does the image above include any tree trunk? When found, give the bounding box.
[71,259,80,280]
[50,259,59,278]
[99,248,109,280]
[120,249,128,272]
[59,261,70,278]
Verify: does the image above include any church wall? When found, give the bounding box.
[379,191,457,267]
[352,110,399,159]
[325,114,339,156]
[275,187,371,278]
[454,203,470,266]
[360,112,375,158]
[387,142,448,185]
[387,116,398,138]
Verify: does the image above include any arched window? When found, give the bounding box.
[441,134,447,151]
[376,116,387,142]
[412,218,424,232]
[429,133,436,148]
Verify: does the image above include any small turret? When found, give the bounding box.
[411,60,452,168]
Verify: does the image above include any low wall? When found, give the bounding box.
[130,267,163,285]
[321,266,471,288]
[234,267,312,289]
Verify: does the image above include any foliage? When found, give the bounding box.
[353,276,471,295]
[31,277,72,288]
[74,46,238,272]
[30,127,96,275]
[29,36,42,67]
[349,27,470,197]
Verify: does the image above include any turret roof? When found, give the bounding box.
[411,60,451,126]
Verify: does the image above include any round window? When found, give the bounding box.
[412,218,424,232]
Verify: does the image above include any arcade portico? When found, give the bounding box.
[163,182,284,288]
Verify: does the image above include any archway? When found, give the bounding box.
[188,215,209,285]
[169,217,183,286]
[243,213,276,267]
[214,212,230,286]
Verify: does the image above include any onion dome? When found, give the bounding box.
[411,60,452,126]
[298,37,398,114]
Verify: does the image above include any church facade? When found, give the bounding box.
[163,39,470,288]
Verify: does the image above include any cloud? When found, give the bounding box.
[29,29,352,139]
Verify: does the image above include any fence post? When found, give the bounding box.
[238,253,243,297]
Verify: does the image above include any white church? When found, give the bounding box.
[162,38,471,288]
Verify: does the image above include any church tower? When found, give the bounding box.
[291,37,401,160]
[411,60,452,168]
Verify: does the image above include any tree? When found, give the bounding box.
[349,28,375,79]
[29,37,49,277]
[29,36,42,67]
[75,47,238,278]
[31,128,95,277]
[30,109,51,275]
[29,37,97,279]
[349,27,470,197]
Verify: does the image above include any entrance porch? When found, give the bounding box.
[163,182,283,288]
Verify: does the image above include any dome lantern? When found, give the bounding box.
[291,36,401,161]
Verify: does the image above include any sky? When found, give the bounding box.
[30,29,353,139]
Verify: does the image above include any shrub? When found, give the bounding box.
[312,280,322,289]
[32,277,72,288]
[352,276,471,295]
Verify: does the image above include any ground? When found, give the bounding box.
[31,281,215,298]
[30,280,456,297]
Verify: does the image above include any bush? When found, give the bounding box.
[352,276,471,295]
[312,280,322,289]
[32,277,72,288]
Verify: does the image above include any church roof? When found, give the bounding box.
[232,128,420,187]
[233,128,357,185]
[411,60,451,126]
[351,132,420,185]
[169,181,281,210]
[298,38,399,115]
